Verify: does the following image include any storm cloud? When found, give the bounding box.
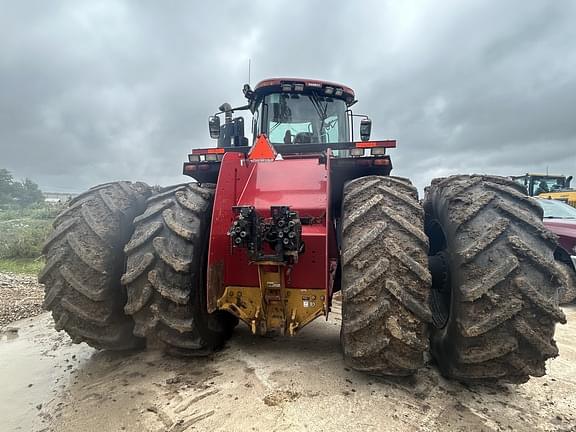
[0,0,575,193]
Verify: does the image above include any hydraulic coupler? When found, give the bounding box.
[228,205,303,264]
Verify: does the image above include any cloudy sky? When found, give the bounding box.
[1,0,575,194]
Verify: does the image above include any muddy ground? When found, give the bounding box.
[1,275,575,432]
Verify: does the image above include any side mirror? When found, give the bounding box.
[209,116,220,139]
[243,84,255,100]
[360,118,372,141]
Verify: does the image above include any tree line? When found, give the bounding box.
[0,168,44,207]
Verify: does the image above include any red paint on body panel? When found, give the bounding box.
[206,152,331,312]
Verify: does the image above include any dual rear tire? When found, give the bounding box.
[340,174,567,383]
[40,181,234,354]
[424,175,566,382]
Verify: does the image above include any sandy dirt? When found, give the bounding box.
[0,272,44,327]
[1,300,575,432]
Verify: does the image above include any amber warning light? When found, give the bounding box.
[192,148,225,155]
[355,140,396,149]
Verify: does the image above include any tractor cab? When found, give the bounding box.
[207,78,373,149]
[186,78,395,185]
[511,173,573,196]
[249,79,358,145]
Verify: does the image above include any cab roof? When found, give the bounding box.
[254,77,356,105]
[512,174,567,178]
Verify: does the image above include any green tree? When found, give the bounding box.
[17,178,44,206]
[0,168,15,205]
[0,168,44,207]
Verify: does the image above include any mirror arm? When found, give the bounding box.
[213,103,251,117]
[349,113,371,141]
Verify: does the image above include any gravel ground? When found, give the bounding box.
[1,271,575,431]
[0,272,44,328]
[1,304,575,432]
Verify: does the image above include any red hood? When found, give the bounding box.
[543,218,576,254]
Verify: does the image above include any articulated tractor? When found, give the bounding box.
[41,78,571,383]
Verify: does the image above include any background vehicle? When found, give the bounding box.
[512,173,576,207]
[538,198,576,303]
[40,78,569,383]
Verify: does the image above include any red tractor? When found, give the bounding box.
[41,78,569,383]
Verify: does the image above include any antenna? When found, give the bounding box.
[546,165,549,176]
[248,58,251,86]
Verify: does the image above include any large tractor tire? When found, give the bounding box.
[39,181,151,350]
[340,176,432,376]
[121,183,236,356]
[554,249,576,304]
[424,175,567,383]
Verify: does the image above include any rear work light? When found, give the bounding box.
[205,153,219,161]
[324,86,334,95]
[188,154,201,162]
[371,147,386,155]
[293,83,304,92]
[281,83,292,92]
[350,148,364,157]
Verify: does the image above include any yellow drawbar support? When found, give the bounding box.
[216,263,325,336]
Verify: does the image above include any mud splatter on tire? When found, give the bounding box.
[340,176,432,376]
[40,181,151,350]
[122,183,236,355]
[425,175,567,383]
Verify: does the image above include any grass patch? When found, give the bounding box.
[0,204,61,275]
[0,258,45,275]
[0,218,52,259]
[0,203,65,221]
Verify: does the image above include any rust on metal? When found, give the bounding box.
[207,261,224,313]
[216,263,325,336]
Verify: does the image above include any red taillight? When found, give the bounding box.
[373,158,390,166]
[184,164,197,172]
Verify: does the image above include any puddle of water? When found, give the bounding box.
[0,328,20,341]
[0,314,91,432]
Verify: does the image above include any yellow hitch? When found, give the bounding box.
[216,263,325,336]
